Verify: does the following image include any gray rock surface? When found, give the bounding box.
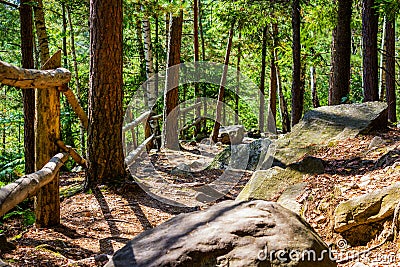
[208,139,274,171]
[236,157,324,203]
[236,102,387,211]
[277,183,308,214]
[219,125,245,145]
[274,101,388,166]
[105,200,336,267]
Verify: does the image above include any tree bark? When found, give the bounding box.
[162,11,183,150]
[259,26,267,133]
[0,152,68,218]
[211,22,235,143]
[34,51,62,227]
[329,0,352,105]
[385,18,396,122]
[33,0,50,66]
[20,0,35,175]
[86,0,125,188]
[362,0,379,102]
[291,0,303,126]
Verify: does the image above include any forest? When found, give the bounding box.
[0,0,400,266]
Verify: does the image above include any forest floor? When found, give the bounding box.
[1,128,400,266]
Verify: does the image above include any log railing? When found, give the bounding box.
[123,102,202,168]
[0,61,71,89]
[0,52,87,226]
[0,152,69,217]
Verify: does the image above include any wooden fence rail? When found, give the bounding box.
[122,110,151,133]
[125,134,154,167]
[0,152,69,217]
[0,60,71,89]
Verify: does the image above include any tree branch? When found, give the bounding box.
[0,0,18,8]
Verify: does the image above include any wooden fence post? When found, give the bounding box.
[34,51,62,227]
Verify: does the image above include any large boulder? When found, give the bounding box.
[208,139,274,171]
[334,183,400,245]
[236,157,324,205]
[274,101,388,166]
[105,200,336,267]
[236,102,387,211]
[218,125,245,145]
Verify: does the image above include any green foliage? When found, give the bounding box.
[375,0,400,20]
[0,0,399,173]
[0,153,24,182]
[3,206,35,226]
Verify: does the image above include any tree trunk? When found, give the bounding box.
[268,40,277,134]
[135,18,147,81]
[2,119,5,152]
[86,0,125,188]
[193,0,201,136]
[291,0,303,126]
[155,11,159,96]
[154,12,161,150]
[142,15,156,107]
[35,51,61,227]
[276,52,291,133]
[259,26,267,133]
[235,30,241,125]
[142,14,156,150]
[310,66,320,108]
[165,14,170,53]
[385,18,396,123]
[379,17,386,101]
[211,22,234,143]
[162,11,183,150]
[33,0,50,66]
[272,23,290,133]
[2,88,6,153]
[20,0,35,175]
[198,0,207,131]
[362,0,379,102]
[329,0,352,105]
[61,2,74,147]
[67,4,86,156]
